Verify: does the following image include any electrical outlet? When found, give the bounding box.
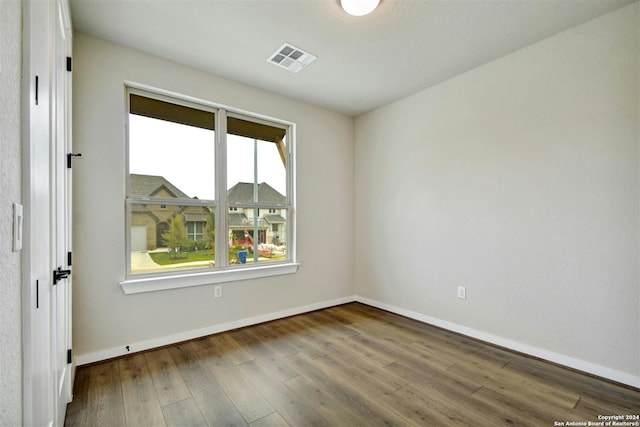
[457,286,466,300]
[214,285,223,298]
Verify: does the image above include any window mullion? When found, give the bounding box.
[125,198,132,275]
[216,109,228,268]
[287,124,295,262]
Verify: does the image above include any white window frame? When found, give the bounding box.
[186,222,204,241]
[120,84,298,294]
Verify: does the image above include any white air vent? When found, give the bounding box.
[267,43,317,73]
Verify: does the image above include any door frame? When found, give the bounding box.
[52,0,74,425]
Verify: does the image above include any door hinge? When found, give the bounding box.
[66,56,72,72]
[67,153,82,168]
[67,251,72,266]
[53,266,71,285]
[67,349,72,364]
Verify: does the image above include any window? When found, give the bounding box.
[186,221,204,241]
[124,87,296,291]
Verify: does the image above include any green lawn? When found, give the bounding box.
[149,250,214,265]
[148,247,285,266]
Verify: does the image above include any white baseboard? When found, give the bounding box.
[75,296,354,366]
[75,294,639,389]
[355,296,640,389]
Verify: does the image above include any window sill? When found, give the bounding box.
[119,262,299,294]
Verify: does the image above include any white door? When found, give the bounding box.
[22,0,54,425]
[51,1,73,425]
[22,0,73,425]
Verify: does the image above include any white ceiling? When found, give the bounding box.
[69,0,636,117]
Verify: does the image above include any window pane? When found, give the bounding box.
[130,203,216,275]
[129,112,215,200]
[227,117,286,202]
[228,208,287,265]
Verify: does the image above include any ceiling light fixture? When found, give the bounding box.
[340,0,380,16]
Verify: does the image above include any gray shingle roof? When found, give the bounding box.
[227,182,285,205]
[131,203,160,221]
[130,174,190,198]
[131,175,286,205]
[183,213,207,222]
[263,214,286,223]
[229,212,249,227]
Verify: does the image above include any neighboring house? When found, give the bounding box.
[130,174,212,251]
[227,182,287,247]
[130,174,286,251]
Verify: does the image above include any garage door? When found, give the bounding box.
[131,226,148,251]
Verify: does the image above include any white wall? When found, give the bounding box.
[355,3,639,384]
[0,0,23,424]
[72,34,354,360]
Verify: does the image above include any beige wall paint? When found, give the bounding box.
[0,0,23,424]
[73,3,638,385]
[72,33,355,358]
[355,4,639,379]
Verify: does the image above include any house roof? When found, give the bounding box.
[131,175,286,206]
[264,214,285,224]
[131,203,160,221]
[227,182,285,205]
[183,213,207,222]
[130,174,190,198]
[229,212,248,227]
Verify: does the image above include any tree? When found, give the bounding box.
[162,214,187,258]
[204,209,215,255]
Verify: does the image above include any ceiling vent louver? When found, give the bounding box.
[267,43,317,73]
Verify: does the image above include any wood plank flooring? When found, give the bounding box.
[65,303,640,426]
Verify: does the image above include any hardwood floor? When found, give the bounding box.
[65,303,640,426]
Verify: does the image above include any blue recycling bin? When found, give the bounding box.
[237,250,248,264]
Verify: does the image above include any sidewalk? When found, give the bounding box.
[130,250,276,274]
[130,251,215,274]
